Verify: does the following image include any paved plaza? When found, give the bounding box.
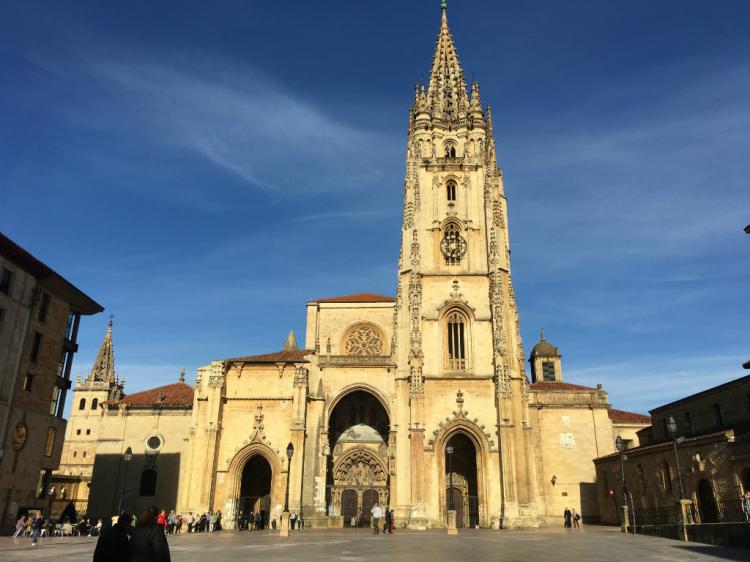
[1,527,748,562]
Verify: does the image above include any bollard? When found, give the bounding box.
[447,509,457,535]
[619,505,630,533]
[279,511,290,537]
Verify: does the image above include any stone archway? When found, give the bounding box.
[223,442,282,529]
[326,389,391,526]
[444,433,479,528]
[433,419,492,528]
[238,455,272,529]
[697,479,718,523]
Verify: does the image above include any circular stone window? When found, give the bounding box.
[145,434,163,452]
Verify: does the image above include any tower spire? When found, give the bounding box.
[87,318,115,383]
[427,0,468,119]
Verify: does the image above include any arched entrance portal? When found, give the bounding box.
[445,433,479,528]
[326,390,390,527]
[238,455,272,529]
[697,479,717,523]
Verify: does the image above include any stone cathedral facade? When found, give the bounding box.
[59,6,649,528]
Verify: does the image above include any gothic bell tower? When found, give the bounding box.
[392,2,539,526]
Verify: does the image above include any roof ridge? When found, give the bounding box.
[312,292,395,303]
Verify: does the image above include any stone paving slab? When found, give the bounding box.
[0,527,747,562]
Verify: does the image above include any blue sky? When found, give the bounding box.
[1,1,748,415]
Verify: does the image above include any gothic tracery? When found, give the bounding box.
[343,324,385,356]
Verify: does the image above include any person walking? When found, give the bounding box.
[30,512,44,547]
[13,515,26,538]
[371,503,381,535]
[130,507,171,562]
[157,510,167,532]
[572,509,581,529]
[384,507,392,535]
[563,507,572,529]
[389,509,395,534]
[93,512,131,562]
[254,511,261,531]
[187,512,194,533]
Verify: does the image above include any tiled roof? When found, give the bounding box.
[117,382,194,407]
[608,408,651,425]
[529,381,598,391]
[312,293,395,304]
[226,349,313,363]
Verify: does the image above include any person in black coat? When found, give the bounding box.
[129,506,171,562]
[93,512,131,562]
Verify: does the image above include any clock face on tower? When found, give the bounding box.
[441,231,467,262]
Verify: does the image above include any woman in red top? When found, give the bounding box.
[157,510,167,530]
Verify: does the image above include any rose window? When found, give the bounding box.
[344,325,384,356]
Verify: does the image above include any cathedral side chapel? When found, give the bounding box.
[57,4,649,528]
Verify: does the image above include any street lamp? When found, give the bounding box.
[284,442,294,513]
[666,417,686,500]
[615,436,635,533]
[118,447,132,513]
[446,445,454,511]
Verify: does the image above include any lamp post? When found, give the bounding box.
[118,447,132,513]
[446,445,454,510]
[666,417,686,500]
[284,442,294,512]
[446,444,457,535]
[280,442,294,537]
[667,416,690,540]
[615,436,636,534]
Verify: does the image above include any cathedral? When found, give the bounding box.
[57,4,649,529]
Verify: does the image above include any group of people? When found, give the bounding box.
[13,512,46,546]
[370,503,396,534]
[238,510,273,530]
[563,507,582,529]
[156,510,222,533]
[13,511,107,545]
[93,507,171,562]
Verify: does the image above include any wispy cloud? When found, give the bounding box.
[87,58,400,197]
[568,353,747,413]
[290,209,398,223]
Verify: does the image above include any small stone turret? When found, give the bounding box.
[529,329,563,383]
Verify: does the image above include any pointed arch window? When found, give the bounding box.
[661,461,672,492]
[78,398,86,410]
[91,398,98,410]
[446,180,457,202]
[445,309,468,370]
[444,141,457,158]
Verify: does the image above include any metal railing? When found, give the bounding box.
[714,499,749,523]
[633,505,680,526]
[48,499,88,521]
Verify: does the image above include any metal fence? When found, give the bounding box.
[633,505,680,526]
[714,499,749,524]
[48,499,89,521]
